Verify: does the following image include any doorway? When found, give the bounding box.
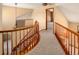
[46,8,54,31]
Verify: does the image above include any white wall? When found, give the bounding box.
[32,5,55,30]
[2,6,16,28]
[32,7,46,30]
[69,22,79,32]
[2,4,69,30]
[0,4,2,27]
[54,7,68,27]
[57,3,79,23]
[2,6,33,29]
[32,5,69,30]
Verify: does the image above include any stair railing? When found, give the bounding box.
[55,22,79,55]
[0,21,39,55]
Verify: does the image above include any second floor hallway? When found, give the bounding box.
[27,22,65,55]
[0,3,79,55]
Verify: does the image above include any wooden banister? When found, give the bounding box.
[0,26,33,33]
[55,22,79,36]
[55,22,79,55]
[0,21,39,55]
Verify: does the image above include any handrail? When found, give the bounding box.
[0,26,33,33]
[0,21,40,55]
[55,22,79,55]
[55,22,79,36]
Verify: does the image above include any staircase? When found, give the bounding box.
[0,21,39,55]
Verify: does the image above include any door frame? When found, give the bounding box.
[46,8,54,30]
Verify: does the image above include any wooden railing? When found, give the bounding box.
[55,22,79,55]
[0,21,39,55]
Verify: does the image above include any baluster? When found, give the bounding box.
[37,25,39,41]
[55,23,57,34]
[15,31,17,54]
[2,33,4,55]
[66,30,68,54]
[33,27,35,48]
[32,28,34,47]
[27,29,29,52]
[25,29,28,52]
[68,32,71,54]
[6,32,8,55]
[19,31,21,55]
[33,25,36,46]
[36,24,38,44]
[65,30,67,49]
[67,31,70,55]
[69,32,71,54]
[23,30,25,54]
[34,26,36,46]
[70,32,72,55]
[74,34,76,55]
[11,32,13,54]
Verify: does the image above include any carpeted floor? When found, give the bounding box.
[27,22,65,55]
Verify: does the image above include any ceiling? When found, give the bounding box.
[2,3,43,9]
[56,3,79,23]
[2,3,79,23]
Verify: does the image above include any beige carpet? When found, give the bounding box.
[27,22,65,55]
